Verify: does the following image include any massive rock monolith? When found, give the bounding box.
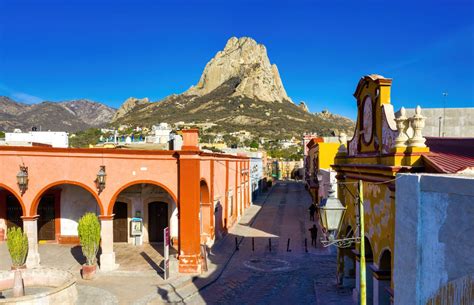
[185,37,292,103]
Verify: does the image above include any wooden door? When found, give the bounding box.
[113,202,128,242]
[6,195,23,229]
[38,195,55,240]
[148,202,168,242]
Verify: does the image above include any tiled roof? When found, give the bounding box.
[423,137,474,174]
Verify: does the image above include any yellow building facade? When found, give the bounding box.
[305,139,341,204]
[332,75,429,305]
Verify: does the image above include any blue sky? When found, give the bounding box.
[0,0,473,119]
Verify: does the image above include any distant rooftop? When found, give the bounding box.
[423,137,474,174]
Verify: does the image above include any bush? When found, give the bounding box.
[7,227,28,267]
[77,213,101,266]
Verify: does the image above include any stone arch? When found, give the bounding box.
[200,179,212,244]
[31,181,104,216]
[0,183,26,216]
[200,179,210,203]
[379,248,391,270]
[109,181,178,244]
[108,180,177,216]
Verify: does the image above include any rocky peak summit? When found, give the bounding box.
[112,97,149,121]
[185,37,292,103]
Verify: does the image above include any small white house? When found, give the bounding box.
[5,131,69,148]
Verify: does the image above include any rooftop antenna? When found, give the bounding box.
[442,92,448,137]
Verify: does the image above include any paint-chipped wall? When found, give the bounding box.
[394,173,474,305]
[60,185,100,236]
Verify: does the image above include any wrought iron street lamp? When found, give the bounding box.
[319,188,346,241]
[318,180,366,305]
[16,165,29,195]
[96,165,107,194]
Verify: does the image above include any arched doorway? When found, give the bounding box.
[0,187,25,240]
[148,202,168,242]
[110,182,177,245]
[376,249,392,305]
[32,183,102,243]
[200,180,212,244]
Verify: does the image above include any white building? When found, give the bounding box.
[147,123,172,144]
[3,131,69,148]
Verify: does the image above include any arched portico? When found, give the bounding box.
[0,131,251,273]
[30,181,103,243]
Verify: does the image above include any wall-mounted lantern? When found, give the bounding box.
[96,165,107,194]
[16,165,29,195]
[319,188,346,241]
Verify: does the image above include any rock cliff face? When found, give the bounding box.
[112,97,149,122]
[299,101,309,112]
[185,37,292,103]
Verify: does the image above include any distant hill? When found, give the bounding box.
[112,37,354,138]
[0,96,116,132]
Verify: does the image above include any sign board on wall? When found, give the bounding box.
[130,218,143,236]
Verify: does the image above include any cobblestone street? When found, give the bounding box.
[186,181,353,305]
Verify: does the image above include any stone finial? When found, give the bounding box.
[394,107,409,148]
[408,105,427,147]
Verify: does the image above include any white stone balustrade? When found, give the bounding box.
[408,105,427,148]
[394,107,409,148]
[393,105,427,149]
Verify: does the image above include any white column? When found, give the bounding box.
[23,218,40,268]
[99,217,119,271]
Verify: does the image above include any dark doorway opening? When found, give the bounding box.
[148,202,168,242]
[6,195,23,229]
[38,195,56,240]
[113,202,128,242]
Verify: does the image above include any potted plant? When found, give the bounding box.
[6,227,28,270]
[77,212,101,280]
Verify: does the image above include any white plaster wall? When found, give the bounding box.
[60,185,100,236]
[394,173,474,305]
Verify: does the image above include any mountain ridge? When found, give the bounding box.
[0,96,116,132]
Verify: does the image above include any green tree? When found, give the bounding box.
[249,140,259,149]
[7,227,28,267]
[78,213,101,266]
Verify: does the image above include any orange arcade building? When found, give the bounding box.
[0,129,252,273]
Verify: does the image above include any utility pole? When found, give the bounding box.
[359,180,366,305]
[442,92,448,137]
